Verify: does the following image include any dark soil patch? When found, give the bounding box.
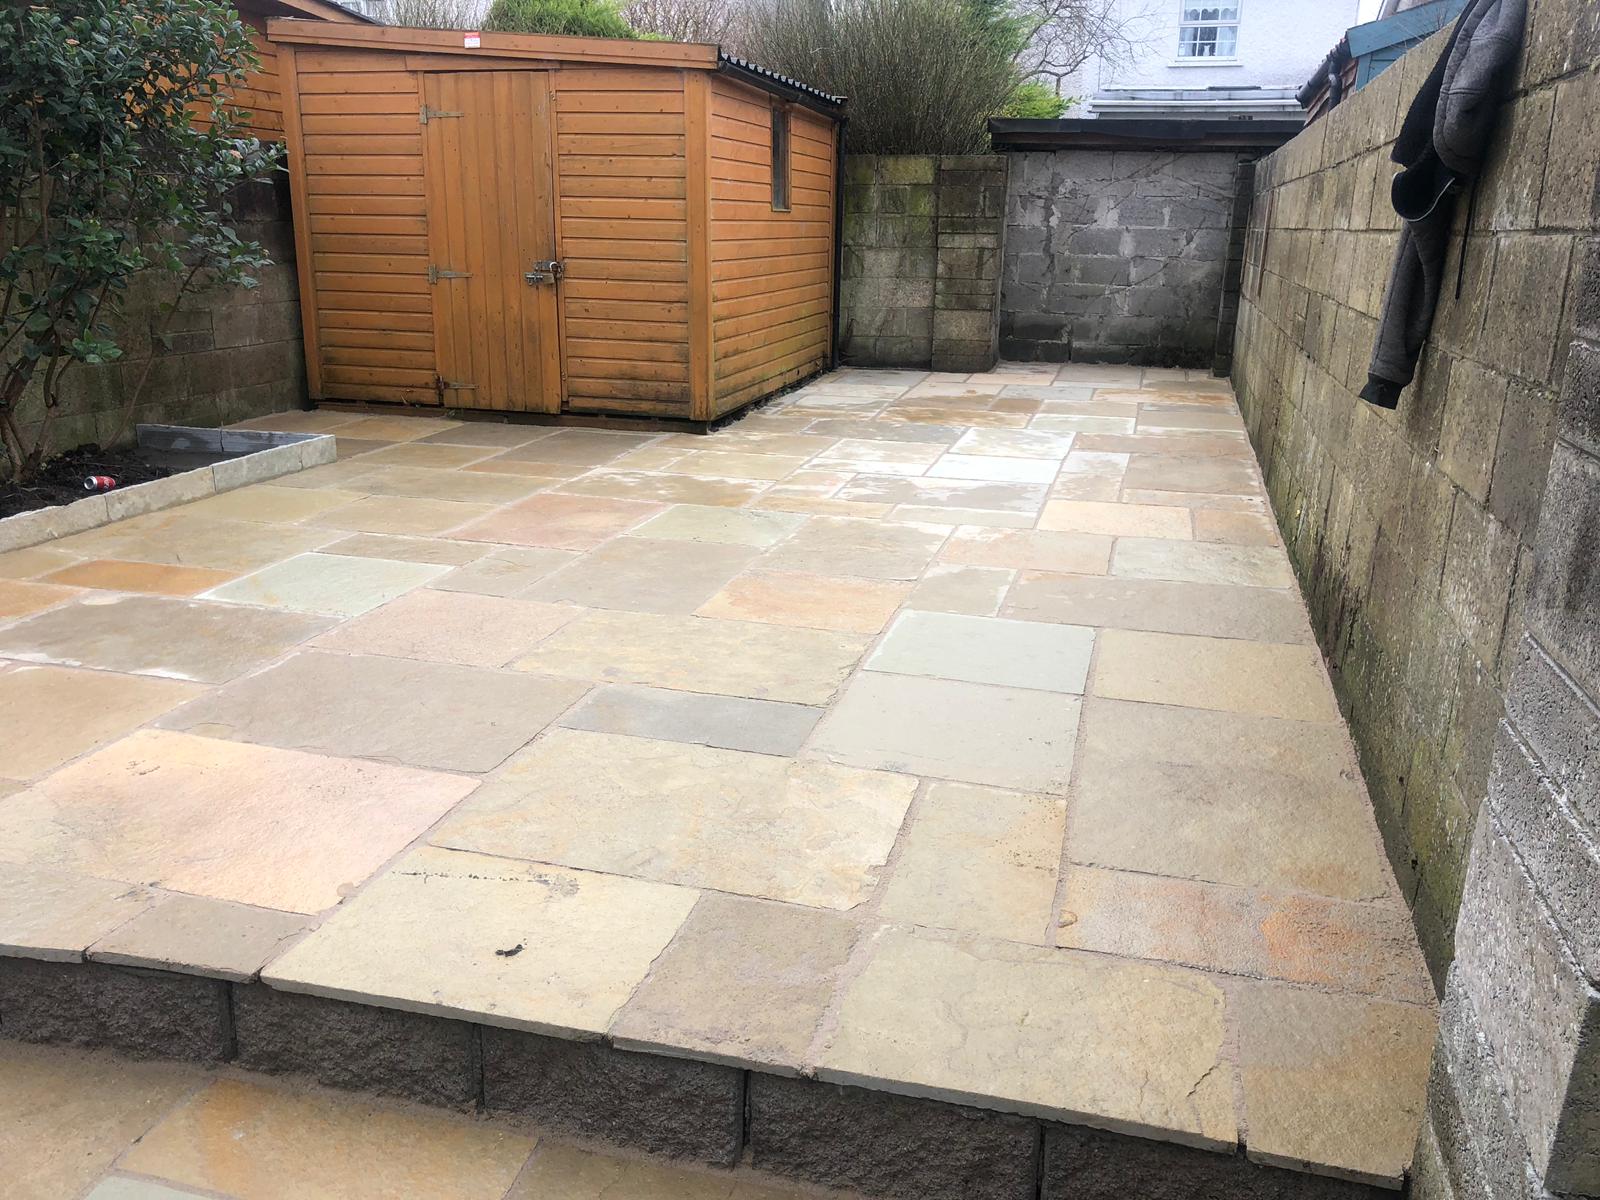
[1,444,199,519]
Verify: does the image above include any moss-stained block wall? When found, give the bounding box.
[1230,3,1600,984]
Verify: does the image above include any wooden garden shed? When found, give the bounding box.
[267,20,845,424]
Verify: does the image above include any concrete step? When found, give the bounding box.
[1,954,1397,1200]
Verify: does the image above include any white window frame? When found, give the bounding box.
[1174,2,1241,64]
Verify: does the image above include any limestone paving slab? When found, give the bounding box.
[53,512,335,571]
[555,470,767,507]
[87,893,307,982]
[866,610,1093,694]
[1038,499,1193,539]
[419,422,553,448]
[0,578,82,618]
[0,862,153,962]
[610,893,858,1073]
[0,730,476,913]
[264,844,698,1036]
[430,546,578,595]
[1111,537,1296,588]
[526,536,759,614]
[179,484,362,524]
[1093,628,1339,723]
[818,931,1238,1150]
[940,526,1112,574]
[40,559,237,596]
[201,552,450,618]
[313,588,578,667]
[879,781,1066,943]
[489,427,657,467]
[0,663,204,780]
[558,684,822,757]
[0,593,332,683]
[632,504,806,547]
[833,475,1046,514]
[761,516,948,580]
[811,673,1081,793]
[434,728,916,909]
[454,493,663,550]
[307,495,493,536]
[0,545,76,578]
[1003,571,1313,644]
[905,563,1013,615]
[159,651,588,773]
[120,1077,534,1200]
[515,609,869,705]
[341,465,545,506]
[698,569,912,634]
[323,532,491,566]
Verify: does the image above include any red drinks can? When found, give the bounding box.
[83,475,117,492]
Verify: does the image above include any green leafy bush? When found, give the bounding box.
[483,0,640,38]
[0,0,279,481]
[1002,79,1068,119]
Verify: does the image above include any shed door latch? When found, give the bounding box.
[524,260,564,285]
[419,105,464,125]
[428,264,471,284]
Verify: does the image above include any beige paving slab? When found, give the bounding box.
[314,589,578,667]
[85,1175,208,1199]
[891,504,1036,529]
[1029,414,1138,435]
[0,577,81,618]
[436,728,915,909]
[1066,699,1393,900]
[323,533,491,566]
[1195,507,1280,545]
[558,684,822,757]
[818,931,1237,1149]
[1055,866,1434,1005]
[949,428,1075,458]
[940,526,1111,574]
[555,470,768,507]
[358,441,501,470]
[515,610,868,704]
[760,495,894,520]
[610,892,858,1073]
[1048,450,1128,501]
[39,559,237,597]
[454,493,663,550]
[324,415,461,442]
[0,594,332,683]
[347,465,547,505]
[1236,984,1435,1186]
[761,516,947,580]
[811,439,950,473]
[431,546,579,595]
[0,663,204,779]
[669,430,839,457]
[509,1141,815,1199]
[1122,454,1261,496]
[527,536,759,615]
[88,893,307,982]
[465,457,578,480]
[882,406,1029,428]
[53,512,336,571]
[265,844,697,1036]
[0,1042,201,1200]
[1003,571,1313,643]
[764,469,852,500]
[698,569,912,634]
[418,422,553,448]
[0,545,77,579]
[867,610,1093,693]
[1111,537,1295,588]
[925,454,1059,484]
[802,417,962,444]
[1121,487,1269,511]
[269,459,387,492]
[1038,499,1193,539]
[880,781,1065,943]
[231,410,359,434]
[490,427,657,467]
[905,563,1013,615]
[202,552,450,618]
[121,1077,534,1200]
[0,861,153,961]
[632,504,806,547]
[1092,629,1339,723]
[308,495,494,536]
[0,730,476,913]
[179,484,362,523]
[811,673,1081,793]
[160,651,587,773]
[1076,434,1250,458]
[1137,408,1246,433]
[662,450,810,481]
[834,475,1046,514]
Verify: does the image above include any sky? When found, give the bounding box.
[1358,0,1385,19]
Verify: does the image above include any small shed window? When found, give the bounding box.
[770,105,791,211]
[1178,4,1240,58]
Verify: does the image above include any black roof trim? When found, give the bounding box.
[717,53,847,114]
[988,117,1303,152]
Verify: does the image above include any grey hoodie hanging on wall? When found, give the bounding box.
[1360,0,1526,409]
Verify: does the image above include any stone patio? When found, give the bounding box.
[0,364,1436,1195]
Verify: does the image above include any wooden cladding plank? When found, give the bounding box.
[278,42,322,396]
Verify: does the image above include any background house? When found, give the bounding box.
[1065,0,1361,119]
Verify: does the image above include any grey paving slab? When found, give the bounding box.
[88,893,307,981]
[525,537,760,615]
[865,611,1094,694]
[558,685,823,756]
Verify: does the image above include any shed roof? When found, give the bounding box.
[988,117,1303,153]
[265,19,845,114]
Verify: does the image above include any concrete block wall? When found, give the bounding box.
[1230,1,1599,986]
[1232,0,1600,1193]
[838,156,1006,372]
[8,176,305,469]
[1000,148,1248,367]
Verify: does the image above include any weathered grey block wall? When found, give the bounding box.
[8,176,305,470]
[1000,148,1247,367]
[838,155,1006,372]
[1232,0,1600,1194]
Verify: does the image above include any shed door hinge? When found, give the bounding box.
[434,376,479,401]
[428,264,472,284]
[419,105,464,125]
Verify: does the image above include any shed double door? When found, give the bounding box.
[420,71,561,413]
